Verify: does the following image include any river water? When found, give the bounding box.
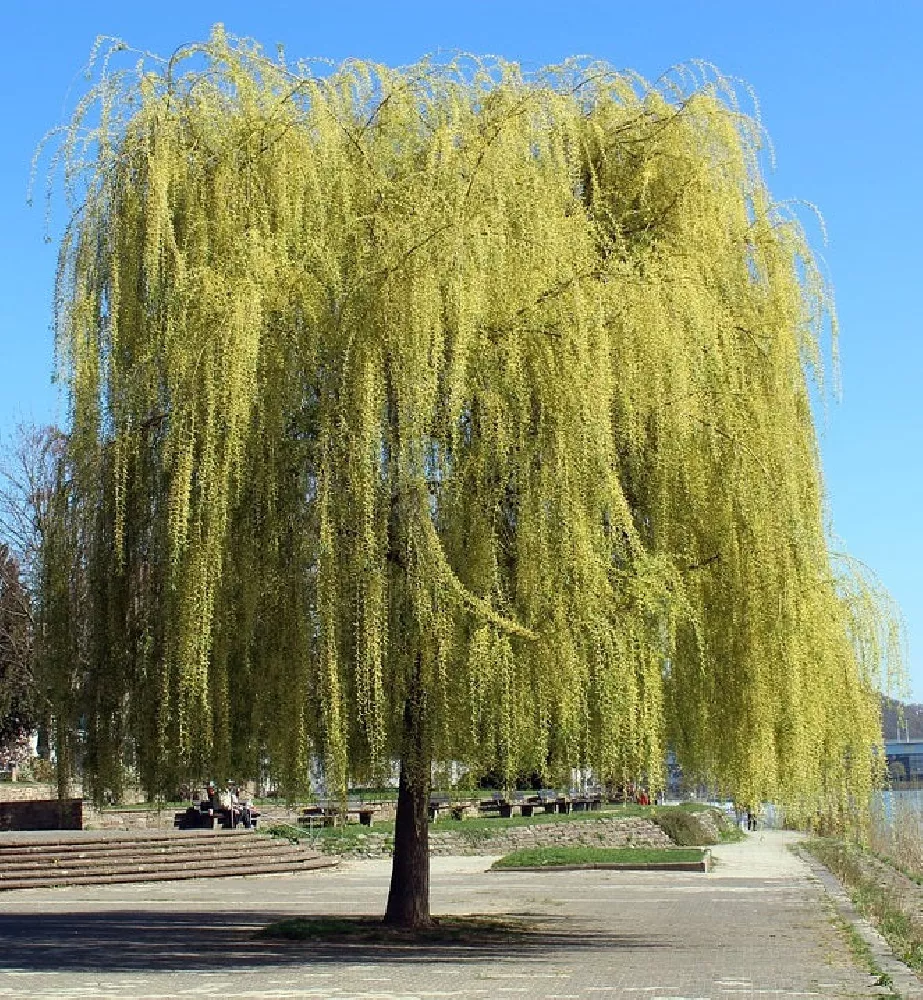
[874,789,923,826]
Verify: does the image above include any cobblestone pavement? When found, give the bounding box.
[0,829,903,998]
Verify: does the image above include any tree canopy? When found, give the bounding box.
[38,28,897,854]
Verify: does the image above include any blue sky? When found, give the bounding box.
[1,1,920,697]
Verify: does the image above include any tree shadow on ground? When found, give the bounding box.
[0,910,667,972]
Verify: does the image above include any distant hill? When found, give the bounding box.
[881,696,923,741]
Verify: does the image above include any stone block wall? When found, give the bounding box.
[0,782,65,802]
[0,797,83,831]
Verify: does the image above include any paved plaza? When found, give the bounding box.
[0,829,915,998]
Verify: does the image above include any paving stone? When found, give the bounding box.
[0,830,907,999]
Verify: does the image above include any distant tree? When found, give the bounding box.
[36,29,899,926]
[0,544,35,756]
[880,695,923,742]
[0,424,69,775]
[0,423,63,588]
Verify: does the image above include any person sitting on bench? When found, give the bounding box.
[225,783,254,828]
[238,794,254,829]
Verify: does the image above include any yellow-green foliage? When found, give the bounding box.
[38,28,896,821]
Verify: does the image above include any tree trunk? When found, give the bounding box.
[384,665,431,928]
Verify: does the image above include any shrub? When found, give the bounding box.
[651,807,712,845]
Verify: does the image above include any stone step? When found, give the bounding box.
[0,829,336,891]
[0,842,311,875]
[0,845,324,877]
[0,854,335,891]
[0,829,254,852]
[0,835,301,861]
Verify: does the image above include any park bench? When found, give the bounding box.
[480,792,577,819]
[429,793,450,822]
[508,793,542,817]
[478,794,523,818]
[298,803,377,829]
[536,789,565,813]
[570,794,603,812]
[174,801,260,830]
[174,805,220,830]
[429,795,478,821]
[351,805,377,826]
[298,806,336,831]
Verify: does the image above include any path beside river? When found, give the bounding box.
[0,829,911,998]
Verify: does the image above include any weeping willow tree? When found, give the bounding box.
[36,27,899,925]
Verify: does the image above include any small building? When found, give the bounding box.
[884,740,923,786]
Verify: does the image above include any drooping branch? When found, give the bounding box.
[37,28,896,856]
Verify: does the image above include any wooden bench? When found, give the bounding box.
[511,794,544,817]
[570,795,603,812]
[429,795,478,821]
[429,794,451,822]
[479,793,571,819]
[298,804,378,829]
[174,803,260,830]
[174,806,220,830]
[478,797,522,818]
[535,790,564,814]
[351,807,377,826]
[298,806,336,831]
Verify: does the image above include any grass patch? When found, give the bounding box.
[805,838,923,974]
[492,846,706,868]
[265,823,307,843]
[264,821,391,851]
[259,914,532,943]
[826,904,900,999]
[433,805,635,833]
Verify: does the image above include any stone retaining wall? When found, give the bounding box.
[0,782,66,802]
[83,807,177,830]
[0,782,146,804]
[431,815,673,855]
[309,815,673,858]
[0,797,83,831]
[430,815,673,855]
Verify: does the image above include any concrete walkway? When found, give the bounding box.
[0,829,909,998]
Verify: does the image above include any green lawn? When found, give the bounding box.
[492,846,708,868]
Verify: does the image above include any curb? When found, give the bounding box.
[797,845,923,1000]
